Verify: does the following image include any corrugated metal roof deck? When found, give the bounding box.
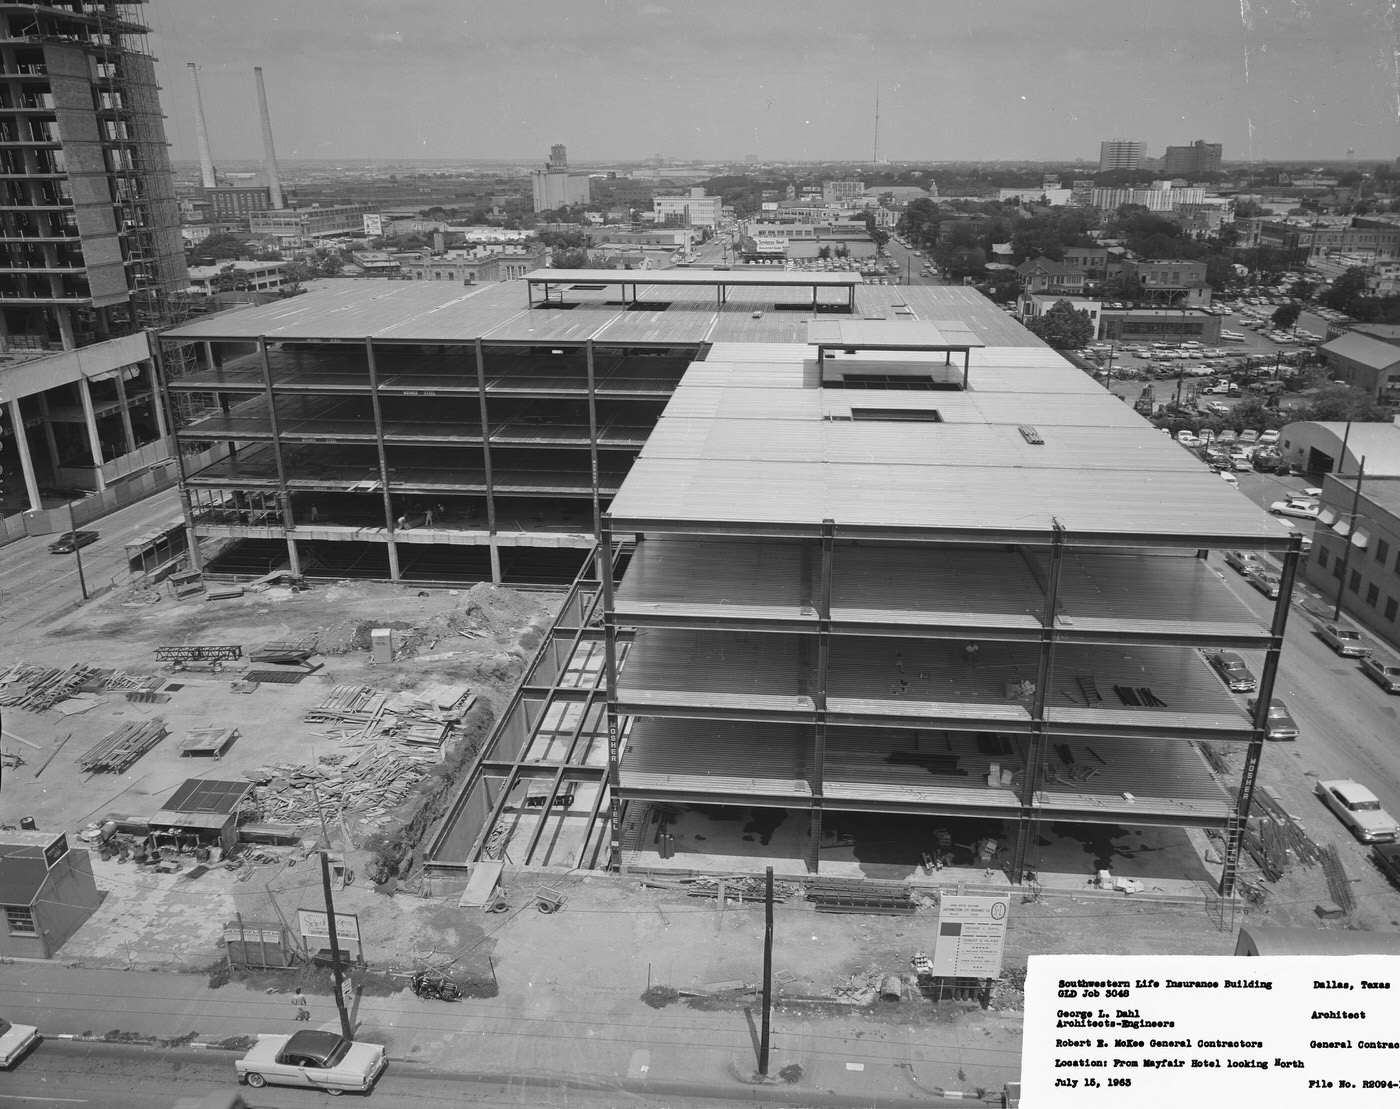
[607,338,1300,545]
[161,278,1044,349]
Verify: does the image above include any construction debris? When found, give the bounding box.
[304,684,473,751]
[79,719,170,774]
[249,746,436,828]
[0,663,105,712]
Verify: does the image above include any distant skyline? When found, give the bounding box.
[146,0,1399,167]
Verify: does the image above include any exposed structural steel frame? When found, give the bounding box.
[420,556,630,876]
[1221,536,1303,896]
[806,325,980,390]
[523,268,860,313]
[160,329,698,586]
[600,518,1302,885]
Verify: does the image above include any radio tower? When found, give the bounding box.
[873,82,880,165]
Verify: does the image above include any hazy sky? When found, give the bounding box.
[145,0,1399,165]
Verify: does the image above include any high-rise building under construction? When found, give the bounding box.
[0,1,187,517]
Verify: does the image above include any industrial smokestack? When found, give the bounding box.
[253,66,284,210]
[187,62,217,190]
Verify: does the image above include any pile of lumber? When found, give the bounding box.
[247,747,435,827]
[304,685,388,733]
[806,877,916,915]
[305,683,473,751]
[0,663,104,711]
[79,719,169,773]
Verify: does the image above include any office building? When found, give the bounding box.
[0,0,188,521]
[1098,140,1145,172]
[163,275,1292,892]
[248,203,375,241]
[652,187,722,229]
[821,180,865,204]
[1163,140,1223,177]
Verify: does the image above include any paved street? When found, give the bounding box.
[0,486,184,637]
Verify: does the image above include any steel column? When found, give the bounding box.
[808,520,835,873]
[1221,533,1303,896]
[1011,521,1067,882]
[585,340,604,581]
[474,338,501,584]
[600,516,622,870]
[363,338,400,581]
[257,338,300,575]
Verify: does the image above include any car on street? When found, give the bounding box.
[1218,470,1238,487]
[1208,650,1256,692]
[1269,499,1319,518]
[1360,654,1400,693]
[46,529,98,554]
[1247,569,1282,599]
[1373,842,1400,886]
[1246,696,1299,740]
[1224,550,1263,575]
[1315,779,1400,844]
[0,1017,39,1069]
[237,1030,386,1095]
[1318,622,1371,657]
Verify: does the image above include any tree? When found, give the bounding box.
[1297,383,1390,423]
[187,232,251,265]
[1025,299,1094,350]
[279,260,312,297]
[833,244,850,259]
[1271,302,1302,332]
[1324,267,1371,314]
[1288,277,1318,302]
[816,246,831,261]
[211,263,244,293]
[898,197,940,251]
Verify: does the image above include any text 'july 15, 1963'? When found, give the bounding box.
[1022,955,1400,1107]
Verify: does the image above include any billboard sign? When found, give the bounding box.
[931,894,1010,977]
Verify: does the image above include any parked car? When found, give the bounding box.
[1247,569,1282,599]
[0,1017,40,1069]
[1318,623,1371,658]
[236,1030,387,1095]
[1224,550,1263,575]
[1246,696,1299,740]
[1372,842,1400,886]
[1360,654,1400,694]
[1208,650,1256,692]
[1219,471,1239,487]
[1315,779,1400,844]
[1269,499,1319,518]
[47,530,98,554]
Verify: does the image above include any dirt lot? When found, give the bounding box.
[0,574,1378,1033]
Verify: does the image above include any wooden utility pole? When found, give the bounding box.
[320,850,353,1039]
[758,866,774,1075]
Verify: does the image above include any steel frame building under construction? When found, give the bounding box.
[157,274,1300,889]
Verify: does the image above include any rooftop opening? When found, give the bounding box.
[848,407,944,422]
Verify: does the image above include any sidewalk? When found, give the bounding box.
[0,961,1021,1103]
